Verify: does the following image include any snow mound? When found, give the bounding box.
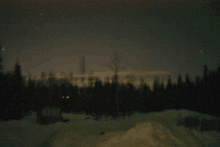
[95,121,183,147]
[78,121,220,147]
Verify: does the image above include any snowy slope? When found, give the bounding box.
[0,110,219,147]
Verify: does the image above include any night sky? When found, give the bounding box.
[1,0,220,87]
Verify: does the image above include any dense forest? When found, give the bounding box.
[1,1,220,121]
[0,48,220,121]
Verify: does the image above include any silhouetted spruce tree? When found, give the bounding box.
[142,83,152,113]
[0,44,4,119]
[118,83,127,117]
[171,83,178,109]
[177,74,183,89]
[160,79,165,92]
[215,66,220,117]
[47,69,59,107]
[35,77,48,111]
[60,71,71,95]
[1,71,13,120]
[47,69,57,88]
[91,77,103,120]
[217,65,220,81]
[133,86,140,112]
[159,79,166,110]
[112,74,119,116]
[207,70,217,115]
[79,86,85,102]
[166,75,172,90]
[125,82,136,116]
[126,72,139,111]
[165,75,173,110]
[87,71,94,99]
[99,79,111,117]
[203,65,208,88]
[216,66,220,93]
[195,76,201,89]
[11,59,25,119]
[194,76,203,110]
[34,72,48,111]
[109,81,119,119]
[59,83,69,113]
[177,74,183,108]
[71,85,80,113]
[51,83,62,107]
[208,70,216,93]
[68,71,77,112]
[152,76,161,111]
[201,65,208,113]
[102,76,112,116]
[40,71,47,87]
[138,78,145,95]
[138,78,146,112]
[27,71,36,111]
[66,78,73,113]
[184,74,196,111]
[59,72,70,104]
[153,76,160,94]
[66,83,73,112]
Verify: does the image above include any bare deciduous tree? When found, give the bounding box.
[106,49,125,115]
[79,55,86,86]
[79,55,86,99]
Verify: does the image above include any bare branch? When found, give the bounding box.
[107,49,125,75]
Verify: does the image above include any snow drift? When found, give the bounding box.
[78,121,220,147]
[1,109,220,147]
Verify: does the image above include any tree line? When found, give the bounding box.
[0,46,220,121]
[1,63,220,120]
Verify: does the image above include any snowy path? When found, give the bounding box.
[38,130,62,147]
[1,109,220,147]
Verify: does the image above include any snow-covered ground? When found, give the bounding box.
[0,109,220,147]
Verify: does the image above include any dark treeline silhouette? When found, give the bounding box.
[1,51,220,121]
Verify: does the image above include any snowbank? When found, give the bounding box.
[0,109,220,147]
[78,121,220,147]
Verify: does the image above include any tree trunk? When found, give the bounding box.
[116,82,119,115]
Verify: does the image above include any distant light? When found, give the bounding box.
[62,96,69,99]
